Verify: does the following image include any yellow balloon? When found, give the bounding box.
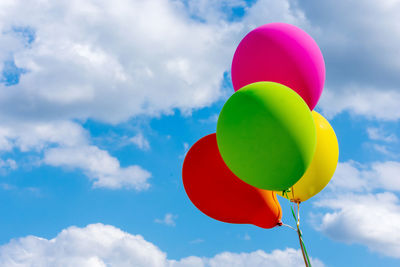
[278,111,339,202]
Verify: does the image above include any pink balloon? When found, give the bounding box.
[231,23,325,110]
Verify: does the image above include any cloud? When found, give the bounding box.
[0,158,17,171]
[154,213,178,227]
[304,0,400,88]
[173,249,324,267]
[313,160,400,258]
[0,120,87,152]
[0,0,242,124]
[367,127,397,143]
[0,224,167,267]
[130,133,150,151]
[301,0,400,119]
[314,193,400,258]
[328,160,400,192]
[179,142,190,159]
[44,145,151,190]
[198,114,218,124]
[0,0,309,189]
[369,144,397,158]
[243,0,309,29]
[181,0,400,121]
[0,223,324,267]
[327,161,370,192]
[0,0,312,125]
[0,119,151,190]
[319,87,400,120]
[0,119,152,190]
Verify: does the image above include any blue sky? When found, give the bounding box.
[0,0,400,266]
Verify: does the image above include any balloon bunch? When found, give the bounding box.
[182,23,338,267]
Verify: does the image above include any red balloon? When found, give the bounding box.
[182,133,282,229]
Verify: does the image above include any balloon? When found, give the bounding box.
[279,111,339,202]
[182,133,282,229]
[216,81,316,191]
[231,23,325,110]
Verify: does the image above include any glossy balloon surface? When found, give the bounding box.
[217,82,316,191]
[182,134,282,229]
[279,111,339,202]
[231,23,325,110]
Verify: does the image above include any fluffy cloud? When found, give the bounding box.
[44,145,151,190]
[243,0,309,29]
[0,119,152,190]
[0,224,167,267]
[328,161,400,192]
[319,87,400,120]
[303,0,400,119]
[0,0,241,124]
[0,120,87,152]
[173,249,324,267]
[0,0,309,188]
[314,160,400,258]
[0,0,311,124]
[0,223,324,267]
[315,193,400,258]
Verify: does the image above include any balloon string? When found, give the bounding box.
[282,190,312,267]
[297,202,311,267]
[281,223,296,231]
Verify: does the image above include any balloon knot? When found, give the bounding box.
[277,221,283,226]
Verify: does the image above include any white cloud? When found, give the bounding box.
[44,145,151,190]
[367,127,397,143]
[368,161,400,191]
[0,223,324,267]
[364,127,398,157]
[0,120,87,152]
[0,0,242,124]
[0,158,17,171]
[314,193,400,258]
[243,0,309,29]
[130,133,150,151]
[0,0,312,125]
[370,144,396,157]
[172,249,324,267]
[0,0,309,189]
[328,160,400,192]
[0,119,152,190]
[0,224,167,267]
[319,87,400,121]
[155,213,178,227]
[314,160,400,258]
[305,0,400,119]
[186,0,400,122]
[327,161,370,192]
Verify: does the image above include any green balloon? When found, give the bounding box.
[216,82,316,191]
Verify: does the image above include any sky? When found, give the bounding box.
[0,0,400,266]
